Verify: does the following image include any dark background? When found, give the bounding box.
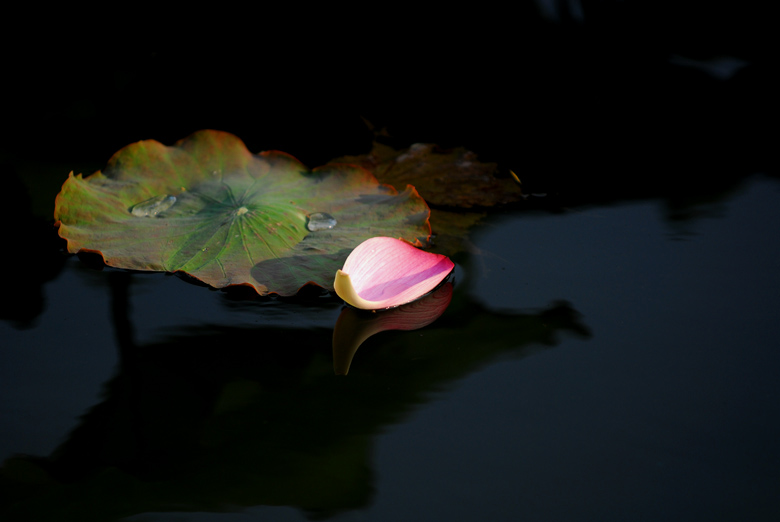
[4,1,775,205]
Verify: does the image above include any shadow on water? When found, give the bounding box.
[0,265,589,521]
[0,163,66,329]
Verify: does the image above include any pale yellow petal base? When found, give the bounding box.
[334,269,385,310]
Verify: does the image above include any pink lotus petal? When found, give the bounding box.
[334,237,454,310]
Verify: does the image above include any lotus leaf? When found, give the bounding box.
[330,141,524,208]
[54,130,431,295]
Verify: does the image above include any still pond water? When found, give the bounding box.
[2,175,779,521]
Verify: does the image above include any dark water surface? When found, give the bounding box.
[2,175,778,521]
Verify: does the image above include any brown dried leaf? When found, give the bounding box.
[331,142,523,208]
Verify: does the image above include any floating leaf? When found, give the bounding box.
[54,130,431,295]
[334,237,454,310]
[330,141,523,208]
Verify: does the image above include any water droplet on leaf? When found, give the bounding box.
[307,212,337,231]
[130,195,176,217]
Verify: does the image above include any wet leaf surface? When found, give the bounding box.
[54,130,431,295]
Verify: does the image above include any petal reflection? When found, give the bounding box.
[332,282,453,375]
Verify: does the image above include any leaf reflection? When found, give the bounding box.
[0,272,590,521]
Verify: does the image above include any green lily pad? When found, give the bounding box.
[54,130,431,295]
